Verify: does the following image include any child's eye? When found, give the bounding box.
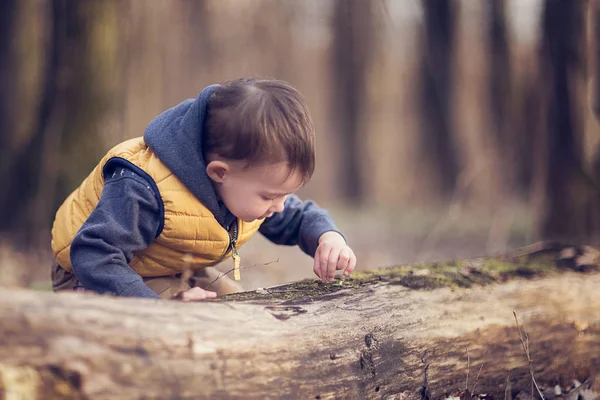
[261,195,275,201]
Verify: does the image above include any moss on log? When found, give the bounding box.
[222,241,600,302]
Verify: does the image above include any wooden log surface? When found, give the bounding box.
[1,245,600,400]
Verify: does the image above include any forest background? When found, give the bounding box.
[1,0,599,291]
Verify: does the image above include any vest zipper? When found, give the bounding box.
[230,221,241,281]
[211,220,241,280]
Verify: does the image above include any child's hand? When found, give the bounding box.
[314,231,357,281]
[178,287,218,302]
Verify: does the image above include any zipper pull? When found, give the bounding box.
[230,220,241,281]
[232,243,241,281]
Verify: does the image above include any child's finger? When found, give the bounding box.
[181,287,217,302]
[344,249,357,275]
[313,245,328,279]
[336,248,351,271]
[326,248,341,281]
[312,247,321,278]
[321,246,334,280]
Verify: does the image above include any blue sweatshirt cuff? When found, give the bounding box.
[301,218,345,256]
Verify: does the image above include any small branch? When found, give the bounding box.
[513,311,545,400]
[204,259,280,291]
[471,364,484,396]
[504,374,512,400]
[466,348,470,391]
[421,350,430,400]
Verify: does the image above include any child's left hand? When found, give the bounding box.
[314,231,357,281]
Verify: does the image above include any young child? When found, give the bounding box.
[50,78,356,301]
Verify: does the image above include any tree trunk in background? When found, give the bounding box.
[0,0,82,247]
[593,0,600,122]
[0,0,21,235]
[0,0,51,246]
[48,0,121,228]
[0,0,121,249]
[26,0,69,247]
[487,0,517,194]
[590,0,600,245]
[512,76,540,194]
[331,0,374,204]
[536,0,588,242]
[183,0,213,82]
[0,0,18,167]
[418,0,459,201]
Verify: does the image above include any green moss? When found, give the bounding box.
[220,278,359,302]
[219,244,599,302]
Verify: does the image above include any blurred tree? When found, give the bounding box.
[185,0,213,69]
[593,0,600,122]
[418,0,459,201]
[486,0,518,194]
[0,1,18,163]
[0,0,51,246]
[589,0,600,245]
[331,0,375,204]
[0,0,120,249]
[536,0,589,241]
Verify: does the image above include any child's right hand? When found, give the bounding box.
[178,287,218,302]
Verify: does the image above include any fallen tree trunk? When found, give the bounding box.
[1,244,600,400]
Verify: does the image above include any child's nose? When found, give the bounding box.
[272,197,286,213]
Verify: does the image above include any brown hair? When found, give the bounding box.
[203,78,316,181]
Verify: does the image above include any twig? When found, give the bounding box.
[504,374,512,400]
[471,364,484,396]
[421,350,430,400]
[513,311,545,400]
[204,259,280,291]
[466,348,470,391]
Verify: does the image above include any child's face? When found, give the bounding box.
[209,160,304,222]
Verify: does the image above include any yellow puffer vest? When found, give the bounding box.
[51,137,264,277]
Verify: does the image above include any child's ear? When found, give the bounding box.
[206,160,230,183]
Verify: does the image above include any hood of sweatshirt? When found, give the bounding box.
[143,84,234,228]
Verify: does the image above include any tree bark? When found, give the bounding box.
[1,246,600,399]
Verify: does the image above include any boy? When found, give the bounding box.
[51,78,356,301]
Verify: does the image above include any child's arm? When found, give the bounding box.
[70,166,161,298]
[259,195,356,280]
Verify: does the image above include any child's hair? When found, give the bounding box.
[204,78,316,181]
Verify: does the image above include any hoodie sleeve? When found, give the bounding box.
[70,166,162,299]
[258,194,345,257]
